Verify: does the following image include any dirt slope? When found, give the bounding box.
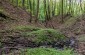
[0,0,32,30]
[0,0,30,20]
[59,14,85,55]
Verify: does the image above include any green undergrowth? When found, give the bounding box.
[24,29,66,44]
[20,48,74,55]
[0,26,67,44]
[14,26,67,44]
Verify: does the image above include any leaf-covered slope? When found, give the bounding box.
[0,0,34,30]
[0,0,30,20]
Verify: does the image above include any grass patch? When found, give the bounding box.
[5,26,67,44]
[18,26,67,44]
[21,48,74,55]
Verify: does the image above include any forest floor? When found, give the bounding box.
[0,0,85,55]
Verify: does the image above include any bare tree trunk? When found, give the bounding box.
[80,0,82,12]
[22,0,25,8]
[29,0,32,23]
[35,0,39,22]
[61,0,64,23]
[16,0,18,6]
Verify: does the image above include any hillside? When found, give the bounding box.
[0,0,31,30]
[0,0,85,55]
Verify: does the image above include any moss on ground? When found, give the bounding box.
[14,26,67,44]
[14,26,40,32]
[24,29,66,44]
[4,48,77,55]
[21,48,74,55]
[0,26,67,48]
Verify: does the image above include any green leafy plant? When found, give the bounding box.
[22,48,74,55]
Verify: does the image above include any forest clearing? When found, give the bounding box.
[0,0,85,55]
